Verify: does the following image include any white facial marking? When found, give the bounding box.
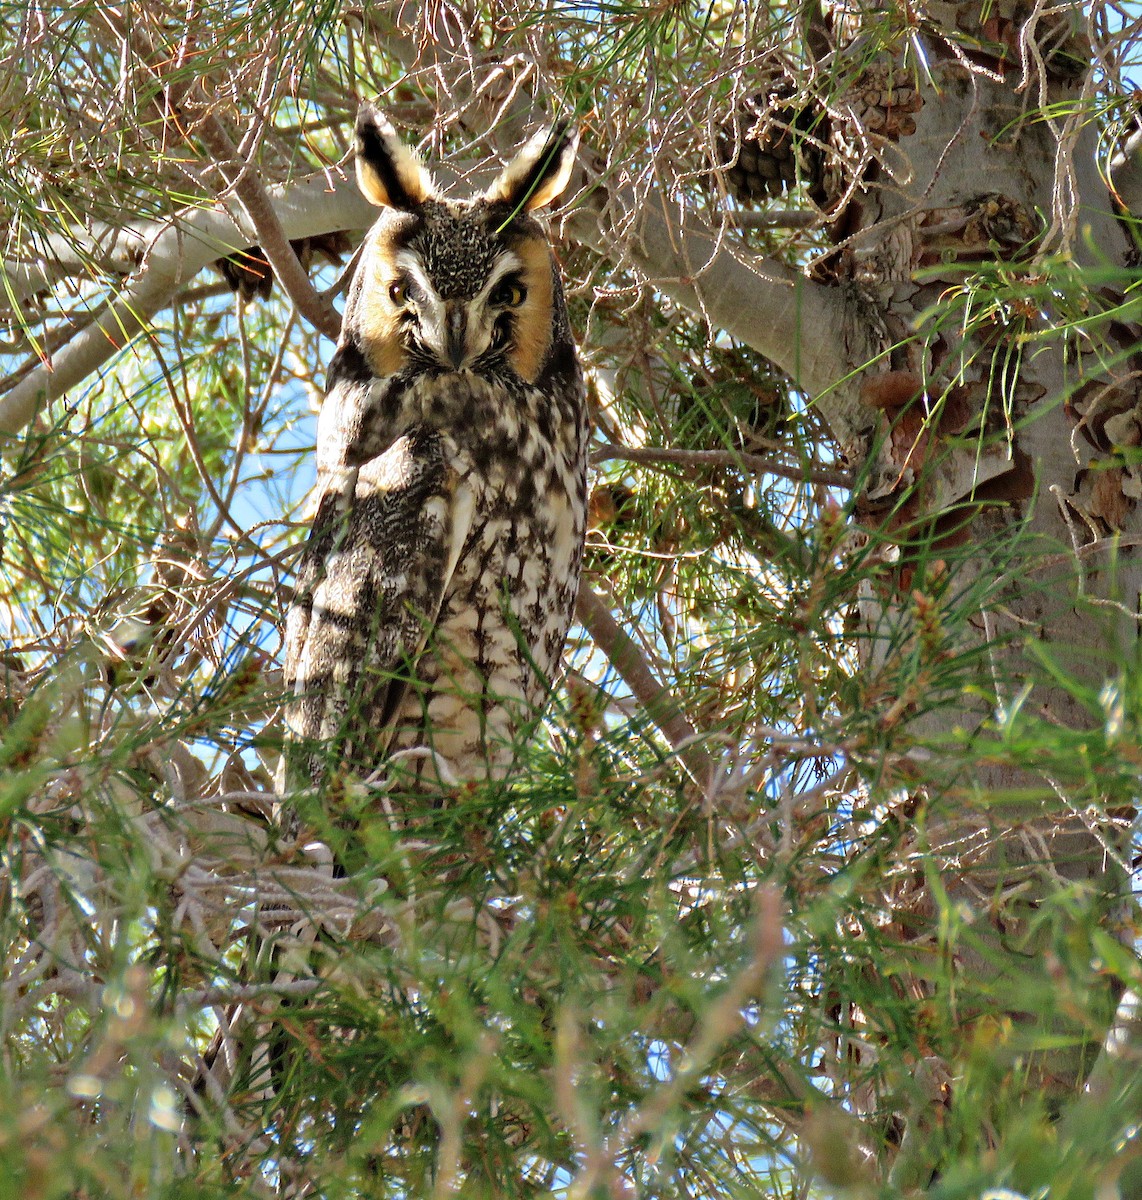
[389,249,527,371]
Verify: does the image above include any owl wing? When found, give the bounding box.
[282,426,473,785]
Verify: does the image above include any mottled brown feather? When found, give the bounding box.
[281,112,587,800]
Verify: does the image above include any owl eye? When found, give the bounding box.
[388,280,409,306]
[491,279,526,308]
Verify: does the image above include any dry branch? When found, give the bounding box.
[575,580,718,788]
[592,443,853,490]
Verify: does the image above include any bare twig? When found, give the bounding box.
[575,580,717,787]
[592,443,853,490]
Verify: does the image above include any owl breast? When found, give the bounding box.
[380,371,587,780]
[283,356,588,791]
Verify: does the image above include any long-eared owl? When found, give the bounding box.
[282,106,588,795]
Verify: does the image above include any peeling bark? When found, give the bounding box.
[779,0,1138,1119]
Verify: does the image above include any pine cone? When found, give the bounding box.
[216,246,274,300]
[716,82,826,204]
[844,63,923,141]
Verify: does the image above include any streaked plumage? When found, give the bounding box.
[282,105,588,795]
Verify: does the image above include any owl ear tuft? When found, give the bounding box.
[485,122,580,212]
[355,103,436,209]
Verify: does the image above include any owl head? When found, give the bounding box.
[348,104,580,384]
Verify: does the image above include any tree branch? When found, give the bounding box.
[0,222,153,311]
[0,176,375,442]
[575,580,718,788]
[565,180,875,438]
[193,114,342,339]
[591,443,853,490]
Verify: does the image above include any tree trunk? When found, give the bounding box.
[783,0,1136,1165]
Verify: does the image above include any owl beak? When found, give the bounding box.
[444,304,468,370]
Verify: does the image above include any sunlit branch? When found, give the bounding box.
[592,443,853,490]
[0,176,375,442]
[575,580,718,789]
[565,180,875,441]
[193,113,342,339]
